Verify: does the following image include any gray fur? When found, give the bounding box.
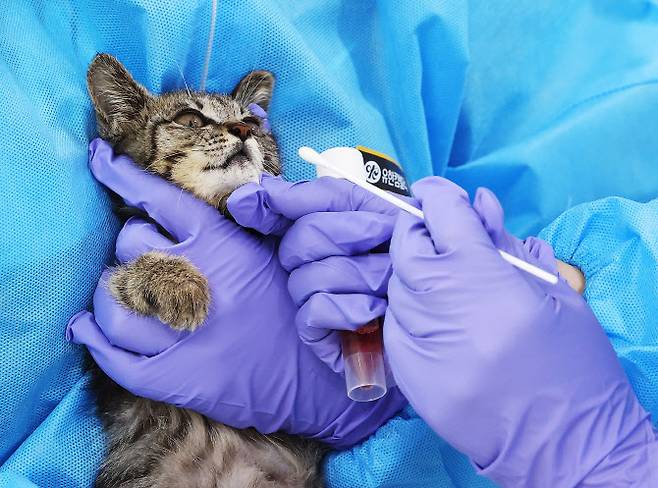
[87,53,325,487]
[109,251,210,331]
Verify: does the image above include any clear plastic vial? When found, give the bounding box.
[315,147,389,402]
[341,318,387,402]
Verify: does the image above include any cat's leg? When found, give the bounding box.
[109,251,209,331]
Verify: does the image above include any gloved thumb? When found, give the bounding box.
[115,217,175,264]
[472,187,511,249]
[473,187,557,274]
[227,176,293,236]
[89,138,219,243]
[412,177,494,255]
[228,173,400,235]
[66,310,146,392]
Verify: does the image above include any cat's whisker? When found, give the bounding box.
[175,61,193,99]
[142,151,187,172]
[176,187,185,213]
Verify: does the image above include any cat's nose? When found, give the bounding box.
[226,122,252,142]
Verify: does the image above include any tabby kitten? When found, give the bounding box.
[86,54,324,487]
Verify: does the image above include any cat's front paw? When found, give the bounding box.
[109,251,210,331]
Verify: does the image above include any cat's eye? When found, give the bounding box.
[243,116,260,127]
[173,110,206,128]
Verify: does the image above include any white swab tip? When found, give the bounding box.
[298,146,322,165]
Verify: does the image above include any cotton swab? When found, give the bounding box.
[298,146,559,286]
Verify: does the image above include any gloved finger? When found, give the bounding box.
[228,174,399,234]
[279,211,395,271]
[296,293,388,373]
[297,327,343,373]
[226,179,292,236]
[67,311,199,409]
[288,254,391,306]
[412,177,494,255]
[297,293,388,332]
[89,138,220,242]
[115,217,176,263]
[522,236,558,274]
[389,210,448,291]
[92,271,186,355]
[262,175,400,215]
[392,199,551,303]
[393,203,520,298]
[473,187,557,273]
[66,310,149,393]
[472,186,514,250]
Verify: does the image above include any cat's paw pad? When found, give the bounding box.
[109,251,210,331]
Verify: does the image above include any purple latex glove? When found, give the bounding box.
[66,139,407,449]
[384,177,658,487]
[228,175,399,372]
[228,176,556,374]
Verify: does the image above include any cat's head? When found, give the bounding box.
[87,53,280,210]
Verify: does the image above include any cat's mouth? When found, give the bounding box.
[203,150,251,171]
[203,141,262,172]
[226,151,251,166]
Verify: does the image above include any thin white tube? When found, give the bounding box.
[298,146,559,285]
[200,0,218,92]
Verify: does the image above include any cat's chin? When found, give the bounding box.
[195,170,261,211]
[228,152,250,166]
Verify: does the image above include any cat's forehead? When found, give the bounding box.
[155,91,247,121]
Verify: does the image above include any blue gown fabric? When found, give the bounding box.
[2,1,658,486]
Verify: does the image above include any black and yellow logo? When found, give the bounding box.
[357,146,410,197]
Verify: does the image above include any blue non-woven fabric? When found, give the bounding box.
[0,378,104,488]
[3,1,658,486]
[539,197,658,419]
[446,1,658,235]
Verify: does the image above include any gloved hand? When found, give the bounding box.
[228,174,400,373]
[229,174,658,486]
[227,176,556,374]
[384,177,658,487]
[66,139,407,449]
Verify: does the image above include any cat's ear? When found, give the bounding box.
[87,53,150,141]
[232,70,275,111]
